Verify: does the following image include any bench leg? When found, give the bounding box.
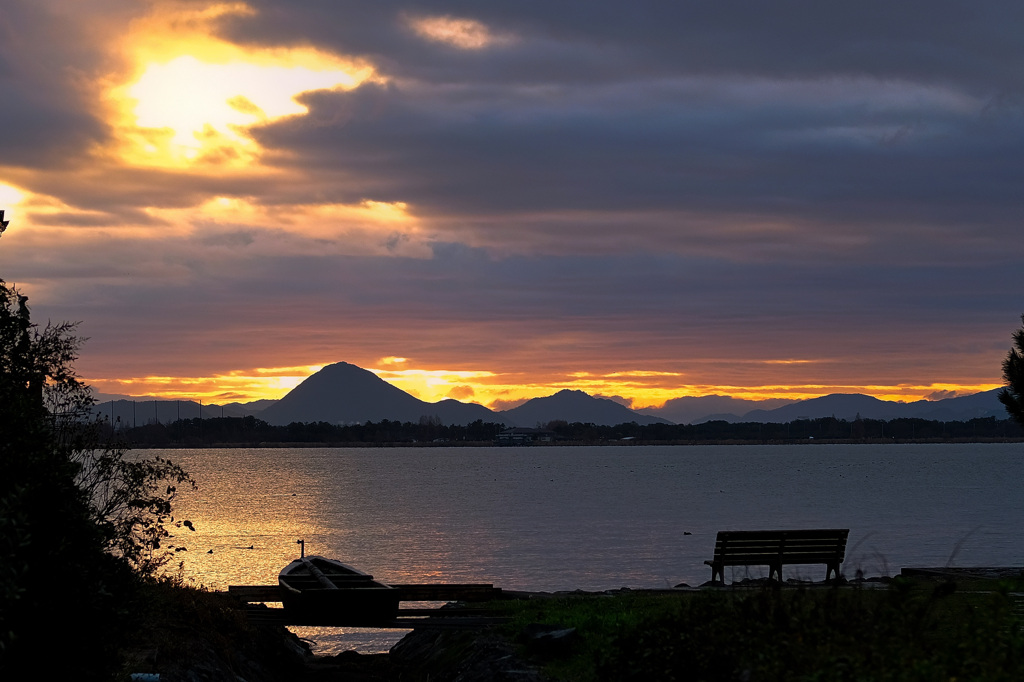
[710,564,723,583]
[825,562,840,581]
[769,563,782,582]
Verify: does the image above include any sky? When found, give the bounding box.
[1,0,1022,410]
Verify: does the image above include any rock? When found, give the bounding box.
[301,650,402,681]
[523,624,577,658]
[391,627,547,682]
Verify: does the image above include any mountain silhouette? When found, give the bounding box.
[92,364,1010,428]
[90,397,249,426]
[258,362,498,426]
[741,390,1006,423]
[638,394,795,424]
[502,389,672,427]
[743,393,895,422]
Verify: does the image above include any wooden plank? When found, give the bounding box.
[391,616,512,629]
[228,583,503,604]
[301,556,341,590]
[397,607,495,616]
[229,585,285,602]
[388,584,502,601]
[901,567,1024,579]
[710,554,846,561]
[242,606,289,624]
[715,541,846,548]
[241,605,509,628]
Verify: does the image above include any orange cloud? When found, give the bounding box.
[405,14,517,50]
[86,364,323,401]
[446,385,476,400]
[104,4,376,169]
[86,361,1004,411]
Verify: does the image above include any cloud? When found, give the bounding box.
[223,2,1024,92]
[0,0,130,166]
[6,1,1023,266]
[403,14,517,50]
[1,0,1020,405]
[246,75,1021,266]
[446,385,475,400]
[926,389,965,401]
[596,394,632,407]
[488,397,529,411]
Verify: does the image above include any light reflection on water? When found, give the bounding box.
[150,443,1024,653]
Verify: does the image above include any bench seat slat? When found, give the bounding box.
[711,550,843,556]
[714,546,845,554]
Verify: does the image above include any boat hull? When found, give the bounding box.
[279,556,400,626]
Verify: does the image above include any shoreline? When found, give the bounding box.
[120,569,1024,681]
[294,571,1024,681]
[127,436,1024,448]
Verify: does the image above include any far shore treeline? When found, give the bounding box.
[112,414,1023,447]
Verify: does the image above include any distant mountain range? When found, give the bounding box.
[93,361,1011,427]
[734,390,1007,424]
[636,395,794,424]
[257,363,671,426]
[503,389,671,427]
[635,389,1007,424]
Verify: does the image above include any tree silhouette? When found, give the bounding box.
[997,314,1024,427]
[1,210,194,677]
[0,277,126,678]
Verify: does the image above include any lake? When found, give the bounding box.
[154,443,1024,653]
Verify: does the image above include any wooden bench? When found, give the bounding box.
[705,529,849,583]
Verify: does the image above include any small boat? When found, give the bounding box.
[278,555,399,625]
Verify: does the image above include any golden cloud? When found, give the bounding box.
[103,2,378,169]
[404,14,517,50]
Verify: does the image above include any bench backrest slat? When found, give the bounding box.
[712,529,849,562]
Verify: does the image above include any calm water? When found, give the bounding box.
[152,443,1024,653]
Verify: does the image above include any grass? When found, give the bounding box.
[116,577,308,680]
[484,578,1024,682]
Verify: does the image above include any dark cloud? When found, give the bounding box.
[927,389,965,400]
[0,1,135,166]
[249,78,1024,266]
[6,0,1022,266]
[227,2,1024,93]
[2,0,1021,397]
[212,1,1024,270]
[10,226,1014,387]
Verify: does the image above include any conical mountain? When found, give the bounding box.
[259,362,498,426]
[502,389,671,426]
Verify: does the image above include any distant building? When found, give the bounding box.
[495,427,556,446]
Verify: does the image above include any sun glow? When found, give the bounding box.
[370,367,499,403]
[123,55,367,162]
[86,360,1001,414]
[105,3,377,168]
[359,369,1005,413]
[0,183,25,211]
[86,365,324,402]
